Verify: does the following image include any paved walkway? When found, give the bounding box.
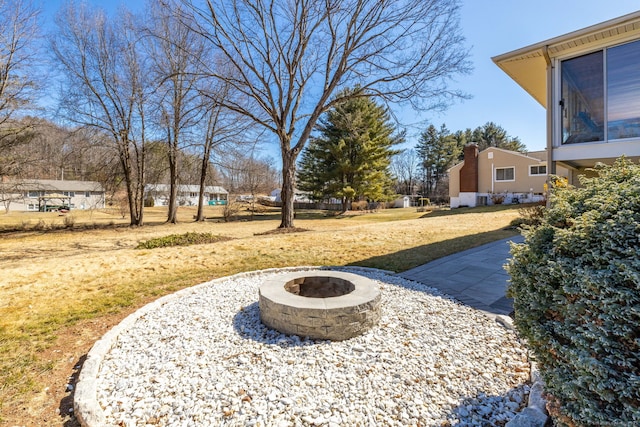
[397,235,525,317]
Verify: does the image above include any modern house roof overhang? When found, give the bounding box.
[492,10,640,107]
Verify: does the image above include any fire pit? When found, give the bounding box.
[259,271,381,341]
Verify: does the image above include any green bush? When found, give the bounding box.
[136,232,231,249]
[506,158,640,426]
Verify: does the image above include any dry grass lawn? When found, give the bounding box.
[0,204,521,426]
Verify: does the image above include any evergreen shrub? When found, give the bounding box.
[506,158,640,426]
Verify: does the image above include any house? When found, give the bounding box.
[493,11,640,183]
[0,179,105,212]
[448,144,569,208]
[144,184,228,206]
[270,188,314,203]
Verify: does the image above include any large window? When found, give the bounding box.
[561,51,604,144]
[530,165,547,176]
[561,40,640,144]
[495,167,515,181]
[607,40,640,140]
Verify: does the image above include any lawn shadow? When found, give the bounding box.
[347,229,519,272]
[419,203,526,219]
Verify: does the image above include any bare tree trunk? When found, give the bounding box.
[167,149,178,223]
[134,173,145,226]
[118,139,145,226]
[195,96,218,222]
[195,155,209,221]
[341,196,348,214]
[279,150,296,228]
[195,133,214,222]
[119,146,138,226]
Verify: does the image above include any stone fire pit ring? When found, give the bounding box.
[259,271,381,341]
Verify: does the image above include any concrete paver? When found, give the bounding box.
[397,235,525,316]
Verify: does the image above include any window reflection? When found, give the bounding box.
[561,51,604,144]
[607,40,640,140]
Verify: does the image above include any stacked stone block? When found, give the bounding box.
[259,271,381,341]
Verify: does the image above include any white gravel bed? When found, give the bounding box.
[88,267,531,427]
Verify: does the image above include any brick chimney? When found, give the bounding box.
[459,144,479,192]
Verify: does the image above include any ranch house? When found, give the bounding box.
[448,145,570,208]
[145,184,228,206]
[0,179,105,212]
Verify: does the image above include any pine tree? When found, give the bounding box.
[452,128,473,161]
[416,124,461,198]
[472,122,527,152]
[297,93,403,210]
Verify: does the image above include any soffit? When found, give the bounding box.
[492,10,640,108]
[557,155,640,169]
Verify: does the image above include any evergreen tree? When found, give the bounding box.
[297,93,403,210]
[416,124,461,198]
[472,122,527,152]
[452,128,473,161]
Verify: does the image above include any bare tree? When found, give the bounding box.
[219,149,278,197]
[0,0,40,177]
[0,120,35,177]
[146,0,207,223]
[194,80,250,221]
[240,154,278,197]
[180,0,470,228]
[391,148,420,197]
[51,2,151,226]
[0,179,26,212]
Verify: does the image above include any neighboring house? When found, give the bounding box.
[0,179,105,212]
[270,188,313,203]
[448,144,569,208]
[145,184,228,206]
[493,11,640,183]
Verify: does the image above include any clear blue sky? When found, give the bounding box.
[39,0,640,154]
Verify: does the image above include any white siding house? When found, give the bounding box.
[145,184,228,206]
[0,179,105,212]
